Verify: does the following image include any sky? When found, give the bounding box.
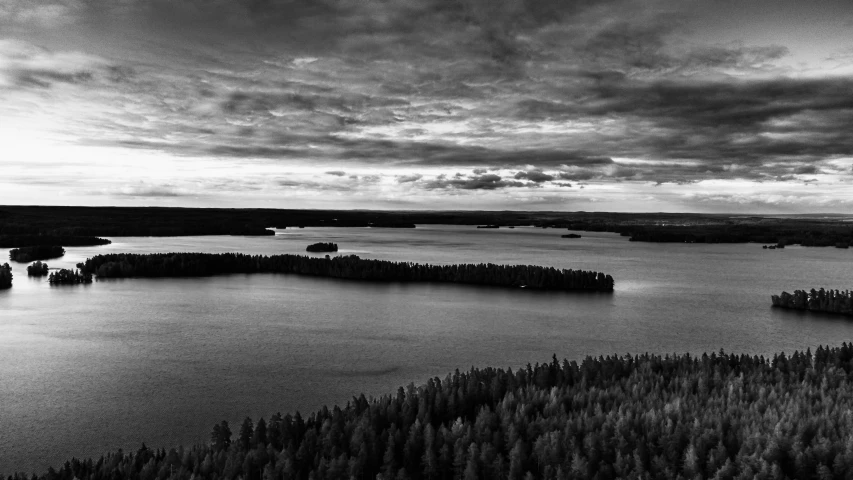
[1,0,853,212]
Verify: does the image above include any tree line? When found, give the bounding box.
[10,345,853,479]
[9,246,65,263]
[772,288,852,316]
[0,263,11,289]
[0,235,111,248]
[27,261,49,276]
[79,253,615,292]
[48,269,93,285]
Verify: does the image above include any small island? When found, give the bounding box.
[561,233,582,239]
[27,261,49,276]
[476,225,500,229]
[9,245,65,263]
[0,263,12,289]
[48,268,93,285]
[771,288,852,317]
[306,242,339,252]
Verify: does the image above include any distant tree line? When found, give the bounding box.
[561,221,853,247]
[0,263,11,289]
[306,243,338,253]
[9,246,65,263]
[27,261,49,276]
[10,345,853,479]
[48,269,93,285]
[0,235,111,248]
[772,289,852,316]
[80,253,615,292]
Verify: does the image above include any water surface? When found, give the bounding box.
[1,226,852,472]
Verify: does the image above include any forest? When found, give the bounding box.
[306,243,339,253]
[9,245,65,263]
[0,263,11,289]
[27,261,49,276]
[48,268,93,285]
[772,289,852,316]
[0,235,111,248]
[80,253,615,292]
[9,345,853,479]
[1,206,851,246]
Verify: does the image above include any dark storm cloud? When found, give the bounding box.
[325,171,346,176]
[424,173,526,190]
[514,169,555,183]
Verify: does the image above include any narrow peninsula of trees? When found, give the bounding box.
[9,245,65,263]
[27,261,49,276]
[0,235,111,248]
[0,263,11,289]
[772,288,853,317]
[48,269,92,285]
[80,253,615,292]
[306,243,338,253]
[11,345,853,479]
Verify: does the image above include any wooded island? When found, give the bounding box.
[81,253,615,292]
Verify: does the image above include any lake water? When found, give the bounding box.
[1,225,852,473]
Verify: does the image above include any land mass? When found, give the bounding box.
[81,253,615,292]
[2,206,852,246]
[772,288,853,317]
[6,345,853,479]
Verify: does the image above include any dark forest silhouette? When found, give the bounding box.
[306,243,339,253]
[48,269,93,285]
[772,289,852,316]
[9,246,65,263]
[0,263,11,289]
[81,253,615,292]
[27,261,49,276]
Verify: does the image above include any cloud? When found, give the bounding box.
[424,173,526,190]
[0,39,120,88]
[325,170,346,176]
[514,169,555,183]
[396,173,423,183]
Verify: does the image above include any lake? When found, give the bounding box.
[1,225,852,473]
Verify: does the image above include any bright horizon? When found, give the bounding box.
[2,0,853,212]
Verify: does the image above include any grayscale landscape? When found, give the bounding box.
[2,1,853,478]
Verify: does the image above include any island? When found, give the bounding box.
[771,288,852,316]
[9,245,65,263]
[48,269,93,285]
[476,225,500,229]
[306,242,338,252]
[0,263,11,289]
[27,261,49,276]
[10,344,853,480]
[80,252,615,292]
[561,233,582,239]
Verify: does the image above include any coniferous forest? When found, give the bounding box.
[0,235,111,248]
[80,253,615,292]
[8,345,853,479]
[48,269,93,285]
[9,245,65,263]
[772,289,853,316]
[0,262,11,289]
[27,261,49,276]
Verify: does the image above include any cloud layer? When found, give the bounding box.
[2,0,853,211]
